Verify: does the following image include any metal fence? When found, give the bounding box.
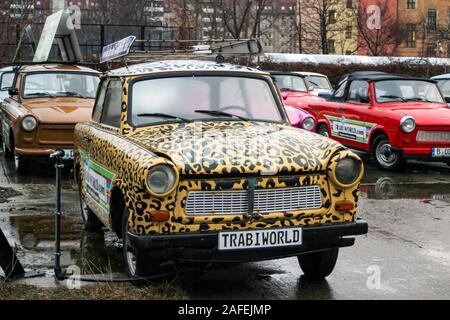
[0,22,195,63]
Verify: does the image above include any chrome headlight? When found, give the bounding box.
[302,116,316,131]
[400,116,416,133]
[329,156,364,188]
[145,165,177,196]
[22,116,37,132]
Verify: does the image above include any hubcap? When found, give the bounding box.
[124,234,137,276]
[80,197,89,222]
[376,142,398,166]
[319,127,329,138]
[14,154,20,170]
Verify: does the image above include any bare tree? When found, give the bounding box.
[356,1,399,56]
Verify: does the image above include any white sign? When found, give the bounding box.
[100,36,136,63]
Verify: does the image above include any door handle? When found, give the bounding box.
[83,135,92,142]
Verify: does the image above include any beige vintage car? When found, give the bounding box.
[0,64,100,173]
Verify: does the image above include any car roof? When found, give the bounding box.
[109,60,268,77]
[431,73,450,80]
[18,64,99,74]
[341,71,435,83]
[293,71,328,77]
[0,66,14,73]
[268,71,305,77]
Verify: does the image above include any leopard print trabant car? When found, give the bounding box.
[74,60,368,278]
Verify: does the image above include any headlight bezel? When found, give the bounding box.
[329,154,364,189]
[21,115,38,132]
[145,163,178,197]
[400,116,416,133]
[302,116,316,131]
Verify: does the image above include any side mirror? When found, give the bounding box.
[318,92,332,100]
[8,88,18,96]
[308,86,315,92]
[281,92,288,100]
[445,97,450,103]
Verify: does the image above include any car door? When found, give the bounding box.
[82,78,122,220]
[336,80,374,150]
[314,79,348,140]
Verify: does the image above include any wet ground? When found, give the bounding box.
[0,153,449,299]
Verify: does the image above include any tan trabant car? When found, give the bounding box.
[0,64,100,173]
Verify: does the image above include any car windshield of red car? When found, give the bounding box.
[306,76,332,90]
[436,79,450,97]
[374,80,445,104]
[130,75,283,126]
[273,75,308,93]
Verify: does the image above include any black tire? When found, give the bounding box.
[122,208,160,279]
[317,123,330,138]
[372,134,403,171]
[298,248,339,279]
[78,172,103,232]
[13,146,29,174]
[2,140,13,159]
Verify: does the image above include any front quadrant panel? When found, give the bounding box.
[80,151,116,214]
[326,115,376,144]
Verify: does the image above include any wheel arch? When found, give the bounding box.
[109,185,126,238]
[369,128,389,150]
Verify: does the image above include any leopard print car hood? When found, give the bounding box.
[126,121,344,176]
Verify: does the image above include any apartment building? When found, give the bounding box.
[397,0,450,58]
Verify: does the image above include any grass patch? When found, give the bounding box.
[0,282,187,300]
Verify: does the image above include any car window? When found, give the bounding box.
[332,80,347,101]
[273,75,308,92]
[130,75,283,126]
[92,80,108,123]
[101,80,122,128]
[436,79,450,97]
[306,76,332,90]
[0,72,15,90]
[375,80,445,103]
[23,72,100,98]
[348,81,370,103]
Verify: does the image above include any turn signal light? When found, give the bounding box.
[150,211,170,222]
[335,201,355,212]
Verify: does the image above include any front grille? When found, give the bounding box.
[417,131,450,143]
[37,126,75,145]
[185,186,323,216]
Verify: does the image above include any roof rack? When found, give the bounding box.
[100,37,263,68]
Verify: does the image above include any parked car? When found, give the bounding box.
[284,104,316,131]
[74,60,367,279]
[431,74,450,106]
[0,64,100,173]
[308,71,450,171]
[294,72,333,97]
[0,66,14,101]
[270,71,328,112]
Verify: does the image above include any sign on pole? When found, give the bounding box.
[100,36,136,63]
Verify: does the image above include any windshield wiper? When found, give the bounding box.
[195,110,250,121]
[26,92,57,98]
[380,95,406,102]
[405,97,432,103]
[137,113,193,123]
[56,91,86,98]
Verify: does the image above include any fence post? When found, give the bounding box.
[0,225,25,279]
[100,24,105,50]
[140,26,145,51]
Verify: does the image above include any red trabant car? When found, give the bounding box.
[308,72,450,171]
[270,71,327,112]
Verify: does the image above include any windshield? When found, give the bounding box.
[130,76,283,126]
[436,79,450,97]
[273,75,308,92]
[375,80,445,103]
[23,72,100,99]
[0,72,14,91]
[305,76,332,90]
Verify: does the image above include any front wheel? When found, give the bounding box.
[78,173,103,232]
[372,135,403,171]
[317,123,330,138]
[13,150,29,174]
[2,141,13,159]
[297,248,339,279]
[122,209,160,279]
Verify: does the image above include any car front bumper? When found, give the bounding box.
[127,220,369,263]
[391,146,450,162]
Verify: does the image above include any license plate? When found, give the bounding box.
[218,228,302,251]
[432,148,450,158]
[63,149,74,160]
